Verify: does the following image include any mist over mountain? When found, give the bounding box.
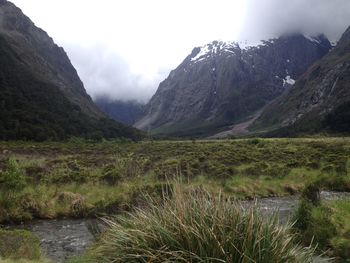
[94,97,144,125]
[0,0,348,140]
[10,0,350,103]
[65,44,165,103]
[135,34,331,137]
[0,0,142,141]
[239,0,350,44]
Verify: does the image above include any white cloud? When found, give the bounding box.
[11,0,247,101]
[10,0,350,102]
[239,0,350,43]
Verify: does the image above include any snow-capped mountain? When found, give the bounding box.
[135,34,331,137]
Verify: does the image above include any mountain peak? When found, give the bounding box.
[188,34,331,65]
[190,41,240,62]
[136,34,331,136]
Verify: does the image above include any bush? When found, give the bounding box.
[78,185,319,262]
[248,138,262,145]
[101,155,144,185]
[0,159,26,192]
[155,158,181,180]
[0,159,27,210]
[293,198,314,231]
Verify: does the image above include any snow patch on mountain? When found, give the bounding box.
[238,40,266,50]
[303,35,321,44]
[190,41,240,62]
[190,39,278,63]
[283,75,296,86]
[190,35,328,64]
[191,45,210,61]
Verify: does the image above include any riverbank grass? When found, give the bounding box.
[294,198,350,261]
[72,184,320,263]
[0,229,47,262]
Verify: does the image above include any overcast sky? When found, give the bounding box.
[10,0,350,103]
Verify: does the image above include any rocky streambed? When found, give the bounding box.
[8,191,350,263]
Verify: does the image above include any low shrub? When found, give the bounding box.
[248,138,262,145]
[0,159,27,210]
[0,159,26,193]
[243,163,290,178]
[101,155,145,185]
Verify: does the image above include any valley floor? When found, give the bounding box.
[0,137,349,262]
[0,137,349,223]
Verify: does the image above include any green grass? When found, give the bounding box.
[292,172,350,262]
[294,199,350,262]
[0,138,348,262]
[0,229,43,262]
[0,138,349,223]
[71,184,320,263]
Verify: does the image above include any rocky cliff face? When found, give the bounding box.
[0,0,102,118]
[0,0,143,141]
[136,34,331,137]
[252,26,350,135]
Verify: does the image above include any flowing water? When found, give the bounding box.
[8,191,350,263]
[7,219,96,262]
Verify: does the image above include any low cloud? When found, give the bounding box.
[61,0,350,103]
[239,0,350,43]
[64,44,166,103]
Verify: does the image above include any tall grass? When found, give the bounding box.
[77,185,319,263]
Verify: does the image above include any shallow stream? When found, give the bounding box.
[8,191,350,262]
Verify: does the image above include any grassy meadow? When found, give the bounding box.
[0,137,349,262]
[0,137,349,223]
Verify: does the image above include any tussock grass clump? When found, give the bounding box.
[79,185,318,263]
